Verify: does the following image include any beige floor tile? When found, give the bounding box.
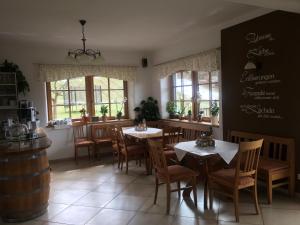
[105,195,148,211]
[218,202,262,224]
[35,203,69,221]
[262,208,300,225]
[50,205,100,225]
[172,216,218,225]
[128,212,174,225]
[132,175,155,184]
[120,183,155,197]
[260,194,300,210]
[175,199,218,220]
[73,192,117,207]
[86,208,136,225]
[93,182,129,194]
[140,197,181,215]
[49,189,89,204]
[108,174,137,184]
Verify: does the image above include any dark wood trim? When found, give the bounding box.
[124,81,129,119]
[85,76,94,116]
[46,82,52,121]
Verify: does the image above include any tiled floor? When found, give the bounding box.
[1,157,300,225]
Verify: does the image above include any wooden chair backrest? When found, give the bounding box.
[147,120,163,128]
[229,130,295,164]
[162,125,180,147]
[148,139,168,175]
[236,139,263,183]
[91,124,112,139]
[116,126,127,149]
[72,121,86,140]
[181,128,203,140]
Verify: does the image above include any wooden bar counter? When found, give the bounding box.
[0,128,52,222]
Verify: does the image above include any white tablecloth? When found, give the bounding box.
[174,140,239,164]
[122,127,162,139]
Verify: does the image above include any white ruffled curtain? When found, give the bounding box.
[39,64,137,82]
[154,48,220,78]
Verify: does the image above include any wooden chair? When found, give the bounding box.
[111,125,121,167]
[229,130,295,204]
[148,139,198,214]
[91,124,112,159]
[181,128,202,141]
[162,125,181,164]
[72,121,95,163]
[207,139,264,222]
[116,127,147,174]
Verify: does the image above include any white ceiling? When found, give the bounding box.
[0,0,298,52]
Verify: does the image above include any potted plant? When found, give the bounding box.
[166,101,176,119]
[134,97,161,123]
[197,110,204,122]
[100,105,108,121]
[187,109,192,122]
[210,101,219,125]
[79,107,88,123]
[115,97,127,120]
[177,99,186,120]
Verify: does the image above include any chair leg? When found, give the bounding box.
[177,181,181,198]
[233,189,239,222]
[154,177,159,204]
[117,153,121,169]
[204,178,208,209]
[88,146,91,160]
[252,184,260,215]
[75,147,78,163]
[209,189,213,210]
[126,156,129,174]
[166,183,171,214]
[120,155,124,171]
[267,174,272,204]
[192,177,198,208]
[288,175,295,197]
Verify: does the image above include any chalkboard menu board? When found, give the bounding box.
[221,11,300,191]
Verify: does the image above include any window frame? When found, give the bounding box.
[46,76,129,120]
[170,70,219,120]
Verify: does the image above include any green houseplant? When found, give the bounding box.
[210,101,219,125]
[100,105,108,121]
[177,99,186,120]
[134,97,160,123]
[115,97,127,120]
[166,101,176,119]
[0,60,30,95]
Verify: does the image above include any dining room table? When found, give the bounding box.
[171,139,239,208]
[122,126,163,174]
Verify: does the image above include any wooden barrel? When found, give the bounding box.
[0,149,50,222]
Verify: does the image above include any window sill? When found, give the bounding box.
[163,118,219,128]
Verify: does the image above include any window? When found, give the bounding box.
[93,77,127,117]
[170,70,220,118]
[171,71,194,114]
[47,76,128,120]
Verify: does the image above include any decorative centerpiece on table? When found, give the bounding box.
[115,97,127,120]
[197,110,204,122]
[135,119,147,131]
[100,105,108,122]
[196,127,215,147]
[79,107,89,123]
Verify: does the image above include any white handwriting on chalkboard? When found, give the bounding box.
[247,46,275,59]
[245,32,275,44]
[240,71,280,84]
[242,87,279,100]
[240,104,275,114]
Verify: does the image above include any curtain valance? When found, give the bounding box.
[154,48,220,79]
[39,64,138,82]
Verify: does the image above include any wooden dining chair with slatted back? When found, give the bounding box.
[116,127,147,174]
[206,139,264,222]
[111,125,121,167]
[72,121,95,163]
[162,125,181,164]
[91,124,113,159]
[148,139,198,214]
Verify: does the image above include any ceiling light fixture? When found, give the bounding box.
[65,19,104,64]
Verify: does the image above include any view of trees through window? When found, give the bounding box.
[48,76,127,120]
[171,70,219,118]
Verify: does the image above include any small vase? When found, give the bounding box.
[188,115,192,122]
[102,115,107,122]
[211,116,218,125]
